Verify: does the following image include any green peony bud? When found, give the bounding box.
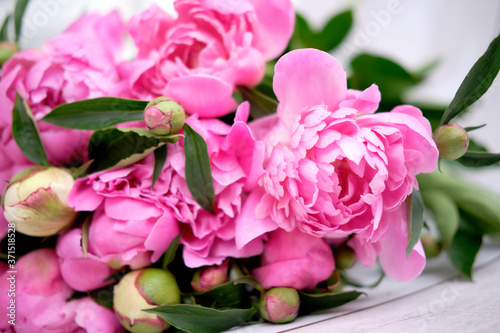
[2,167,77,237]
[259,287,300,324]
[144,97,185,136]
[334,244,356,270]
[433,124,469,160]
[113,268,181,333]
[191,260,229,292]
[0,42,19,65]
[421,235,441,258]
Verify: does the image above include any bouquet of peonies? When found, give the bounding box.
[1,1,500,332]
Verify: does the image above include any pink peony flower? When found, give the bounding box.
[120,0,295,118]
[68,157,181,270]
[237,49,438,281]
[73,297,124,333]
[56,228,117,292]
[166,102,267,267]
[253,228,335,291]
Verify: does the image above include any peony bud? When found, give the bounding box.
[259,287,300,324]
[0,42,19,65]
[2,167,77,237]
[334,244,356,270]
[421,235,441,258]
[144,97,185,136]
[433,124,469,160]
[191,260,229,292]
[113,268,181,333]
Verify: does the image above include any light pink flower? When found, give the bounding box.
[168,102,267,267]
[253,228,334,291]
[121,0,295,118]
[73,297,124,333]
[68,157,180,270]
[237,49,438,281]
[56,228,117,291]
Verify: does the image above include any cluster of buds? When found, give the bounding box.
[113,268,181,333]
[2,167,77,237]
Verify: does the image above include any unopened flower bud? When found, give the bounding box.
[259,287,300,324]
[334,244,356,270]
[191,260,229,292]
[433,124,469,160]
[113,268,181,333]
[0,42,19,65]
[2,167,77,237]
[144,97,185,135]
[421,235,441,258]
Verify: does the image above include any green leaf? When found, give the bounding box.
[238,86,278,120]
[14,0,29,42]
[152,145,167,189]
[350,54,420,107]
[405,190,424,257]
[420,190,459,249]
[42,97,148,130]
[457,151,500,167]
[81,216,90,259]
[146,304,257,333]
[183,124,215,213]
[289,11,353,52]
[192,281,244,309]
[88,289,114,311]
[12,92,49,166]
[440,32,500,125]
[449,216,483,280]
[0,14,11,42]
[298,290,364,316]
[71,160,94,179]
[234,276,265,293]
[88,128,180,173]
[162,234,181,270]
[464,124,487,132]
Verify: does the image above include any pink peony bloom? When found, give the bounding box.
[253,228,334,291]
[0,11,128,232]
[56,228,117,291]
[73,297,124,333]
[68,157,181,270]
[120,0,295,118]
[237,49,438,281]
[167,102,267,267]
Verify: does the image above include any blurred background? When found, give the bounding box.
[1,0,499,191]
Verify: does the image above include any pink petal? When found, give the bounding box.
[104,197,163,221]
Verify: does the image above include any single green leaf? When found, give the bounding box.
[350,54,420,107]
[440,32,500,125]
[81,216,90,259]
[0,14,11,42]
[457,151,500,167]
[420,190,459,249]
[298,290,364,316]
[406,190,424,257]
[234,276,265,293]
[162,233,181,270]
[464,124,487,132]
[88,289,114,311]
[449,216,483,280]
[12,92,49,166]
[183,124,215,213]
[193,281,244,309]
[238,86,278,120]
[152,145,167,189]
[71,160,94,179]
[88,128,179,173]
[146,304,257,333]
[42,97,148,130]
[14,0,29,42]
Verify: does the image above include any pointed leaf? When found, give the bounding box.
[457,151,500,167]
[234,276,265,293]
[14,0,29,42]
[42,97,148,130]
[12,92,49,166]
[162,233,181,270]
[192,281,244,309]
[88,289,114,311]
[464,124,486,132]
[238,86,278,120]
[88,128,180,173]
[146,304,257,333]
[420,190,459,249]
[71,160,94,179]
[298,290,364,315]
[449,216,483,280]
[0,14,11,42]
[440,32,500,125]
[406,190,424,257]
[152,145,167,189]
[183,124,215,213]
